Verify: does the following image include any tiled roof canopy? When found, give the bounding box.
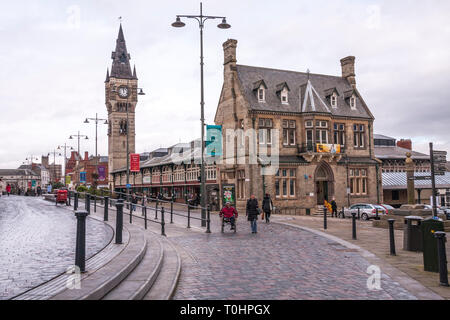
[236,65,373,119]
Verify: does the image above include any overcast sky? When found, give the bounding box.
[1,0,450,168]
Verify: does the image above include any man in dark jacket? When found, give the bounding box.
[331,197,338,218]
[246,194,259,234]
[262,193,273,223]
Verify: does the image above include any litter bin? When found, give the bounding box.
[403,216,423,252]
[421,217,445,272]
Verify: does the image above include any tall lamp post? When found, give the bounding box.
[57,144,74,186]
[172,2,231,225]
[48,150,62,184]
[69,131,89,156]
[84,113,108,157]
[111,83,145,201]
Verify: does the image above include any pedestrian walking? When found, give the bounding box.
[131,193,138,212]
[262,193,273,223]
[37,185,42,197]
[331,197,338,218]
[6,184,11,196]
[246,194,259,234]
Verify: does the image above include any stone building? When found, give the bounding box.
[70,152,109,188]
[105,24,140,189]
[0,169,40,194]
[214,39,382,213]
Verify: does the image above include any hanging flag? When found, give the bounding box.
[130,154,140,172]
[206,125,222,156]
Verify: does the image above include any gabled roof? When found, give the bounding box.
[323,87,339,97]
[275,82,290,93]
[252,79,268,91]
[236,64,373,118]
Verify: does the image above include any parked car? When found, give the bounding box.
[342,203,387,220]
[379,204,395,214]
[423,204,446,215]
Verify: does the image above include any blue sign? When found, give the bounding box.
[206,125,222,156]
[47,185,52,193]
[126,184,132,189]
[80,172,87,183]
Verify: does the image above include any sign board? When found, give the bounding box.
[97,166,106,181]
[143,176,151,184]
[206,125,223,156]
[80,172,87,183]
[433,150,447,175]
[222,185,235,206]
[316,144,341,154]
[126,184,132,189]
[130,154,140,172]
[65,176,71,185]
[32,180,36,187]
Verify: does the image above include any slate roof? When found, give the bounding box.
[109,24,136,80]
[375,146,429,160]
[236,65,373,119]
[0,169,39,176]
[382,172,450,189]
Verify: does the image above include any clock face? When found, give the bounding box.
[118,86,129,98]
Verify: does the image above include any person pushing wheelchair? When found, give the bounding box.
[220,201,238,230]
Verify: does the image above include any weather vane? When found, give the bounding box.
[118,16,123,23]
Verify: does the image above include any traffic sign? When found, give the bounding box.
[126,184,132,189]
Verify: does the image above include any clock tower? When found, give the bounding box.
[105,24,139,189]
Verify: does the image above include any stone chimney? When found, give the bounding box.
[41,155,49,168]
[223,39,237,66]
[397,139,412,150]
[340,56,356,88]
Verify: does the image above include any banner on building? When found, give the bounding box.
[206,125,222,156]
[32,180,36,188]
[65,175,71,185]
[316,144,341,154]
[222,185,235,206]
[80,172,87,183]
[98,166,106,181]
[130,154,140,172]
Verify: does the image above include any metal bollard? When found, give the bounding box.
[388,219,396,256]
[85,194,91,214]
[155,199,159,219]
[357,207,360,220]
[206,205,211,233]
[434,231,449,287]
[351,212,357,240]
[170,200,174,224]
[115,200,124,244]
[130,202,133,224]
[104,196,109,221]
[187,205,191,229]
[161,207,166,237]
[75,210,89,273]
[94,196,97,213]
[144,206,147,230]
[323,206,327,230]
[74,192,79,211]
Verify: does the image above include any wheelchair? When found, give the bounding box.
[221,215,237,233]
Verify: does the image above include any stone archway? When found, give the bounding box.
[314,161,335,205]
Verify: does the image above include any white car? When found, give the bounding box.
[342,204,387,221]
[423,204,445,215]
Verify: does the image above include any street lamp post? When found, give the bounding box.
[69,131,89,157]
[84,113,108,157]
[58,144,74,186]
[48,150,62,184]
[172,2,231,226]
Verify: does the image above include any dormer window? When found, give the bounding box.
[258,87,265,102]
[350,95,356,109]
[281,88,288,104]
[276,82,290,105]
[331,93,337,108]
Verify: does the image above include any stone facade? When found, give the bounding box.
[214,39,382,212]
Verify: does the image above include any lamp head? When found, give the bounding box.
[138,88,146,96]
[217,18,231,29]
[172,17,185,28]
[84,119,89,124]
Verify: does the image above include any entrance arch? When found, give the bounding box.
[314,161,335,205]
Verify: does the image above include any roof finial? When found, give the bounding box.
[307,68,310,81]
[118,16,123,24]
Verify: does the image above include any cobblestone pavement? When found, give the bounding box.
[172,217,417,300]
[0,196,113,299]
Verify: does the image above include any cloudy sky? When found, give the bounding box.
[1,0,449,168]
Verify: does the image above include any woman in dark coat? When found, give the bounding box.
[246,194,259,234]
[262,193,273,223]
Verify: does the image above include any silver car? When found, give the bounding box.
[343,203,387,220]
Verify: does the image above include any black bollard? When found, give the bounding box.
[74,192,79,211]
[144,206,147,230]
[104,196,109,221]
[161,207,166,236]
[206,204,211,234]
[85,194,91,214]
[187,205,191,229]
[388,219,396,256]
[170,200,174,224]
[351,212,357,240]
[115,200,124,244]
[155,199,159,219]
[434,231,449,287]
[75,210,89,273]
[94,196,97,213]
[323,206,327,230]
[129,201,133,224]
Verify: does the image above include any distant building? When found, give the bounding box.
[374,134,430,173]
[0,169,40,194]
[70,152,109,188]
[17,163,50,187]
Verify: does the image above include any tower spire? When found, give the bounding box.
[110,23,133,79]
[105,68,110,82]
[133,65,137,79]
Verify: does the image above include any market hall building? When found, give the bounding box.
[214,39,382,213]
